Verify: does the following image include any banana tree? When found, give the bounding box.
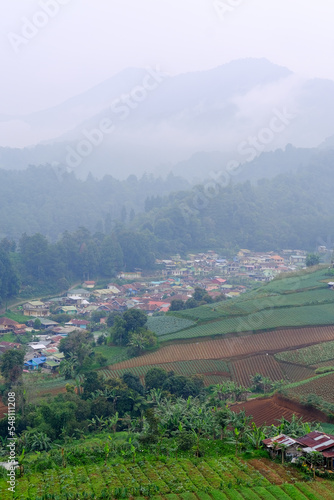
[246,422,266,450]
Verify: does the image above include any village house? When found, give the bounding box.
[58,305,78,315]
[262,434,302,460]
[26,318,59,330]
[290,255,307,266]
[0,317,27,335]
[23,300,49,317]
[107,284,122,294]
[0,341,21,353]
[117,271,142,280]
[263,431,334,471]
[296,431,334,471]
[24,356,46,371]
[67,289,91,300]
[66,319,89,329]
[82,280,96,288]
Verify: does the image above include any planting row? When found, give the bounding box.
[110,326,334,372]
[0,456,313,499]
[147,316,196,336]
[100,359,230,381]
[275,340,334,366]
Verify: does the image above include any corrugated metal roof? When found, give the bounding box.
[297,431,334,451]
[262,434,297,448]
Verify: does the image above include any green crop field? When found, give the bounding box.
[284,372,334,404]
[2,456,333,500]
[162,303,334,341]
[170,268,333,328]
[92,345,129,366]
[147,316,196,336]
[100,359,230,381]
[260,268,330,293]
[275,340,334,366]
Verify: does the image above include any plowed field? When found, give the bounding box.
[230,354,285,387]
[230,395,327,426]
[109,325,334,371]
[279,361,315,382]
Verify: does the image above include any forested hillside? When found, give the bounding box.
[0,167,189,240]
[136,149,334,253]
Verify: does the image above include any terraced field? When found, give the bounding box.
[162,303,334,341]
[100,359,230,383]
[275,340,334,366]
[147,316,196,336]
[230,395,327,426]
[279,362,315,383]
[230,355,285,387]
[172,268,332,325]
[1,456,332,499]
[285,373,334,404]
[109,326,334,372]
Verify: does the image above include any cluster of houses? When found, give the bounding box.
[0,248,314,374]
[263,431,334,471]
[15,248,312,322]
[0,316,86,373]
[156,249,309,282]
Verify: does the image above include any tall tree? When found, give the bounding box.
[1,348,25,384]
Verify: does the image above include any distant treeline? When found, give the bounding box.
[0,226,157,303]
[0,165,189,240]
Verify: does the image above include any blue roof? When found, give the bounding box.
[25,356,46,366]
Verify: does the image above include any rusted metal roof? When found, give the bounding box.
[262,434,297,449]
[296,431,334,451]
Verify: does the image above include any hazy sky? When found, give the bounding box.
[1,0,333,115]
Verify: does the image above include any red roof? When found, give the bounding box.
[148,301,169,307]
[69,319,89,325]
[296,431,334,451]
[0,317,20,326]
[50,335,64,342]
[0,341,21,350]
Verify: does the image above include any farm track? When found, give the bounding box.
[108,325,334,371]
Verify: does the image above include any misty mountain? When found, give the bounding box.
[1,58,334,180]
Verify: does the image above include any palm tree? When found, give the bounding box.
[59,352,78,379]
[250,373,263,392]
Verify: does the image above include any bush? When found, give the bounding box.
[315,366,334,374]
